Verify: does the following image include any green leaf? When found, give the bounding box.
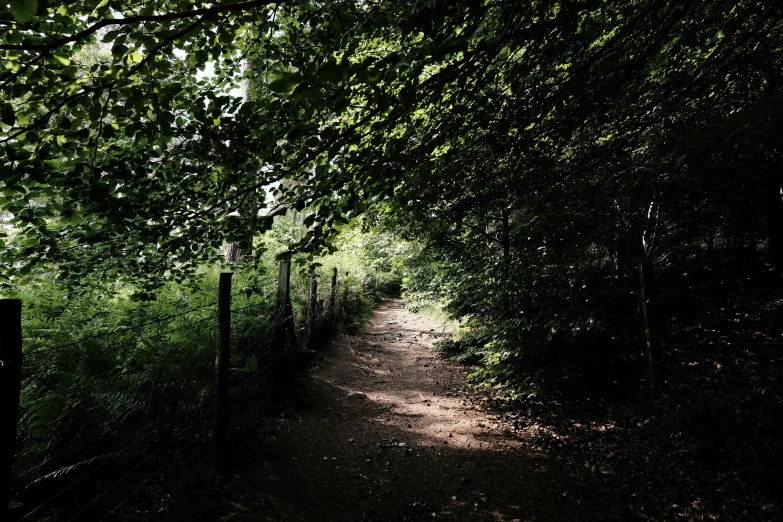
[268,72,303,93]
[396,84,416,104]
[218,29,234,44]
[102,30,120,43]
[1,104,14,127]
[10,0,37,23]
[359,68,382,84]
[52,53,70,66]
[319,60,342,83]
[61,66,78,78]
[16,112,33,126]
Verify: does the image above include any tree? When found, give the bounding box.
[3,0,783,389]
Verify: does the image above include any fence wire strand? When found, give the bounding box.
[12,269,370,521]
[20,407,214,521]
[23,300,220,357]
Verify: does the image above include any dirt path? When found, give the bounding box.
[221,299,591,522]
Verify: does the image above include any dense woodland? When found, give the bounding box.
[2,0,783,520]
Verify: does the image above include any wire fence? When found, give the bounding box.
[6,265,382,521]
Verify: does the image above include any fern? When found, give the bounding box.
[29,454,110,485]
[94,391,147,423]
[12,260,373,519]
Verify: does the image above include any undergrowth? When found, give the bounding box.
[10,260,380,521]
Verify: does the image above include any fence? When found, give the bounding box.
[2,262,380,521]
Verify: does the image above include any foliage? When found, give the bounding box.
[5,0,780,290]
[434,329,488,365]
[4,0,783,503]
[10,219,382,519]
[14,268,263,518]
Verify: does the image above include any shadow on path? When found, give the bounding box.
[219,299,603,522]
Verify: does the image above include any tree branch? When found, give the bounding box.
[0,0,278,51]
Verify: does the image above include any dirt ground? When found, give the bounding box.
[217,299,607,522]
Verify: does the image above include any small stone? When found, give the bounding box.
[347,391,367,399]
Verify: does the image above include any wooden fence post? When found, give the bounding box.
[329,267,338,323]
[276,260,296,355]
[638,264,654,392]
[309,269,318,327]
[272,260,294,400]
[342,271,349,312]
[276,260,291,323]
[1,299,22,519]
[214,273,232,465]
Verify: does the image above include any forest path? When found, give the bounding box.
[220,299,590,522]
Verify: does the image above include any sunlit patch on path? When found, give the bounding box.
[220,299,596,522]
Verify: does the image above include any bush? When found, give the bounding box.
[10,256,379,520]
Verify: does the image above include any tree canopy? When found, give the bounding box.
[2,0,782,312]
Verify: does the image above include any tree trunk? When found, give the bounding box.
[224,62,254,266]
[224,214,254,263]
[734,224,745,257]
[673,219,679,259]
[501,208,511,316]
[723,208,733,257]
[686,217,695,248]
[225,243,242,263]
[761,66,783,270]
[615,233,626,276]
[765,182,783,270]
